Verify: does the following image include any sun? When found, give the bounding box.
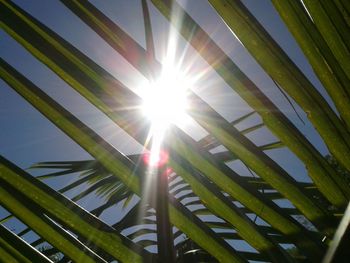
[140,65,192,166]
[141,66,191,133]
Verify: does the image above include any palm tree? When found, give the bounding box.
[1,0,350,262]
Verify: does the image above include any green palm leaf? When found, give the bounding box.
[1,0,349,262]
[0,3,306,260]
[56,2,327,258]
[150,0,350,206]
[0,156,153,262]
[0,224,52,263]
[0,59,242,262]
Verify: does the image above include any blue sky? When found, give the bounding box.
[0,0,335,256]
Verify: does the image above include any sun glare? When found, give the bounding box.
[140,64,192,166]
[141,67,190,132]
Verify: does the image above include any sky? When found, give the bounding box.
[0,0,336,258]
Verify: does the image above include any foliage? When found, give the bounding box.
[38,245,62,263]
[1,0,350,262]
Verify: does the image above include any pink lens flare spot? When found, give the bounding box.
[143,150,169,167]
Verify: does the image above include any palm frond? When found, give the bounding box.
[150,0,350,206]
[0,224,52,263]
[0,59,242,262]
[1,0,349,262]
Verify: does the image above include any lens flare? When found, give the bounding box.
[141,67,190,132]
[140,64,193,166]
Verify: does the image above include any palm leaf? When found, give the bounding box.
[56,2,326,258]
[1,0,349,262]
[31,157,315,260]
[302,0,350,80]
[0,156,153,262]
[34,158,326,261]
[59,2,341,237]
[0,3,309,260]
[0,224,52,263]
[208,0,350,162]
[150,0,350,206]
[0,185,105,262]
[270,0,350,129]
[0,59,242,262]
